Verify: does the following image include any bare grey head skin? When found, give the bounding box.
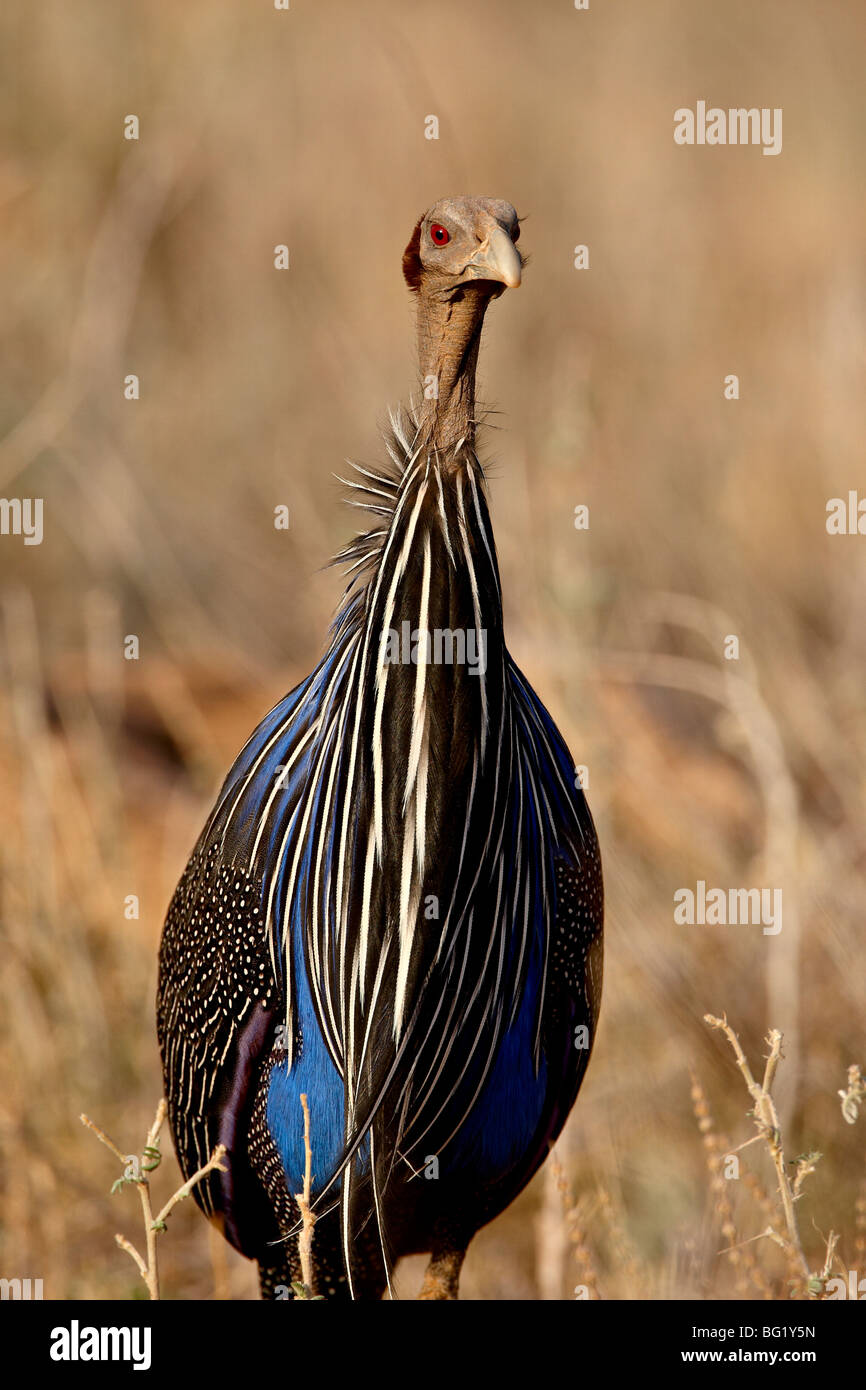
[402,196,524,456]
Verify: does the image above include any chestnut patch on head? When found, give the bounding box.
[402,217,424,292]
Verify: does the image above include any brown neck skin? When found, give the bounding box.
[415,282,497,456]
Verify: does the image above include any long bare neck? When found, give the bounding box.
[415,285,494,455]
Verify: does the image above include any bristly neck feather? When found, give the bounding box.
[332,406,502,651]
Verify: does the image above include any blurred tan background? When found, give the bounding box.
[1,0,865,1299]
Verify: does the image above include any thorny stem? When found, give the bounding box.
[140,1101,166,1299]
[294,1093,317,1295]
[704,1016,811,1284]
[151,1148,228,1231]
[81,1100,226,1300]
[80,1112,127,1165]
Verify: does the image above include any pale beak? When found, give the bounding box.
[464,225,522,289]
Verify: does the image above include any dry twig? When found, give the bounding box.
[705,1015,811,1288]
[292,1092,320,1300]
[81,1100,226,1300]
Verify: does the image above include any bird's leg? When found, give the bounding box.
[417,1243,466,1300]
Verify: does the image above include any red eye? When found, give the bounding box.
[430,223,450,245]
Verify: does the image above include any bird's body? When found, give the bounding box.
[157,197,603,1299]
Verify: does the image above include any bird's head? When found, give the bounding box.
[403,196,523,298]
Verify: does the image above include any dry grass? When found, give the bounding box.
[1,0,865,1299]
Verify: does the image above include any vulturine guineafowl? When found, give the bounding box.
[157,196,603,1300]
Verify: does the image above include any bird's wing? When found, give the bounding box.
[156,663,327,1245]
